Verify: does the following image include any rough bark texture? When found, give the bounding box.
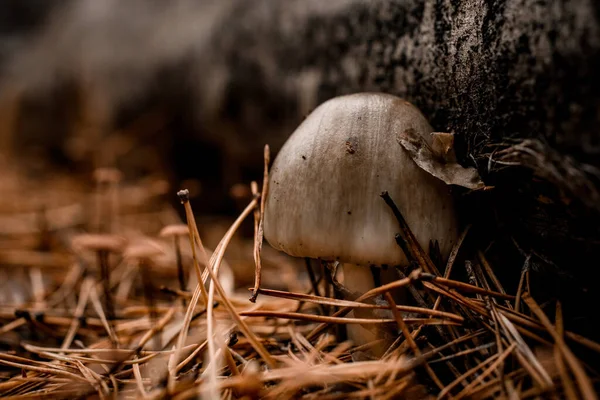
[2,0,600,334]
[212,0,600,161]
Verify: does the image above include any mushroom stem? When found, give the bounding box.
[139,258,160,350]
[341,263,379,349]
[97,249,115,322]
[96,249,117,347]
[159,224,190,308]
[341,263,374,298]
[173,236,186,307]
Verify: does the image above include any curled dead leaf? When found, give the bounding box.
[398,129,485,190]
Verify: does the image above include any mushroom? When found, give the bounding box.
[263,93,459,346]
[160,224,190,306]
[71,233,126,342]
[92,167,123,233]
[124,239,166,350]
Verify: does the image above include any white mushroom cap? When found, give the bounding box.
[264,93,458,266]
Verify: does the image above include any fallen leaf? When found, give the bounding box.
[397,129,485,190]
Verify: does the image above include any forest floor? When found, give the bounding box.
[0,151,598,400]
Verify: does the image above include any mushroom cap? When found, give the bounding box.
[159,224,190,237]
[124,239,165,260]
[93,168,123,184]
[71,233,127,253]
[263,93,458,266]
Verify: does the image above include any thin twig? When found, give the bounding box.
[250,145,270,302]
[523,294,597,400]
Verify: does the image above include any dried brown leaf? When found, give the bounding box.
[398,129,485,189]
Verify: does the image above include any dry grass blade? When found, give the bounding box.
[60,277,94,350]
[380,191,440,276]
[88,283,119,345]
[428,276,515,300]
[514,255,530,313]
[0,355,89,383]
[132,359,148,399]
[178,189,209,306]
[453,343,516,400]
[554,301,579,400]
[254,287,464,322]
[250,145,270,302]
[239,310,459,326]
[495,311,553,389]
[204,197,258,397]
[478,251,512,308]
[523,293,598,400]
[443,224,471,278]
[437,351,502,399]
[169,189,229,385]
[384,291,444,390]
[306,277,412,340]
[181,192,277,369]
